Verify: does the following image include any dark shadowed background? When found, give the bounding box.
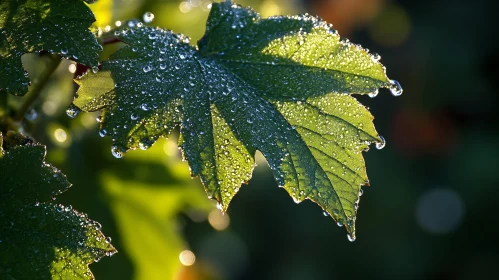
[21,0,498,279]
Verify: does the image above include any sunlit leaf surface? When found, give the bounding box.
[0,133,116,279]
[0,0,101,95]
[72,1,401,239]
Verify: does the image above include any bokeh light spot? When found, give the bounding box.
[179,250,196,266]
[68,63,76,73]
[179,1,192,13]
[54,128,67,143]
[163,139,178,156]
[42,101,57,116]
[416,188,465,234]
[260,1,280,17]
[369,4,411,47]
[208,209,230,231]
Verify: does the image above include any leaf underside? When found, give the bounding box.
[0,133,116,279]
[73,1,393,238]
[0,0,101,95]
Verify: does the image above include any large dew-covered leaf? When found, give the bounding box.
[0,0,101,96]
[71,1,402,239]
[0,133,116,279]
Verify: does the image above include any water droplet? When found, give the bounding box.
[140,104,149,111]
[111,145,126,158]
[91,66,99,73]
[143,12,155,23]
[66,104,81,118]
[25,108,38,120]
[323,211,329,217]
[105,237,112,243]
[337,221,343,227]
[375,136,386,150]
[99,129,107,137]
[347,233,356,242]
[127,20,139,28]
[143,65,152,73]
[131,113,139,120]
[96,116,102,123]
[216,202,223,211]
[372,53,381,62]
[138,138,153,150]
[368,89,379,98]
[389,80,403,96]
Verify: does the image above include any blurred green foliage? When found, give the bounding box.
[5,0,498,279]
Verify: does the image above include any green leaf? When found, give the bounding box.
[72,1,401,239]
[0,133,116,279]
[100,138,214,280]
[0,0,101,96]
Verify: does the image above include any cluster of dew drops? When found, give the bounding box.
[65,11,158,159]
[63,7,404,242]
[371,79,403,151]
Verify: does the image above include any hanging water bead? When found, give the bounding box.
[347,233,356,242]
[99,129,107,137]
[376,135,386,150]
[368,89,379,98]
[143,12,155,23]
[66,104,81,118]
[389,80,403,96]
[111,145,126,158]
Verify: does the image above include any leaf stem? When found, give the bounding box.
[15,54,61,121]
[101,37,122,45]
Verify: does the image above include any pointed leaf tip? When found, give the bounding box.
[72,2,399,238]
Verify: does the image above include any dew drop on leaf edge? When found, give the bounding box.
[143,12,155,23]
[376,136,386,150]
[389,80,403,96]
[368,89,379,98]
[66,104,81,118]
[347,234,356,242]
[111,145,125,158]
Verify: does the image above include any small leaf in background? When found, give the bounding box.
[0,0,101,96]
[0,132,116,279]
[100,138,214,280]
[72,1,402,239]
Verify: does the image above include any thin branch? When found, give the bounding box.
[101,37,122,45]
[15,54,61,121]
